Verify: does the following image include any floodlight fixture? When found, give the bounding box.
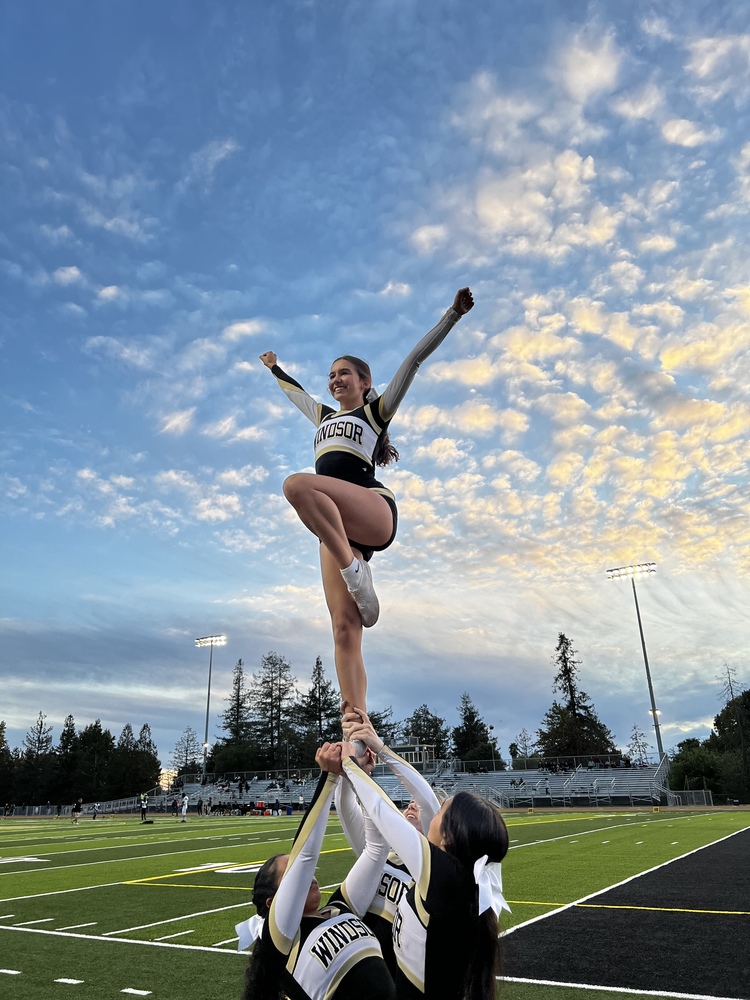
[194,634,227,785]
[606,563,664,759]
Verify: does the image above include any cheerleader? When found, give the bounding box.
[334,716,441,978]
[259,288,474,713]
[341,714,510,1000]
[238,743,395,1000]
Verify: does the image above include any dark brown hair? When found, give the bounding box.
[440,793,509,1000]
[333,355,399,466]
[242,855,284,1000]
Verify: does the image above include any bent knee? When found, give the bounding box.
[282,473,313,505]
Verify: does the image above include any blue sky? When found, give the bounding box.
[2,0,749,769]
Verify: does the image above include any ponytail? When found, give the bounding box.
[440,794,509,1000]
[242,855,284,1000]
[334,355,399,467]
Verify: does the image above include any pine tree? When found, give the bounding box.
[402,705,451,760]
[536,634,617,760]
[451,693,498,762]
[171,727,203,775]
[76,720,115,801]
[219,659,252,744]
[248,652,298,770]
[20,711,55,802]
[627,724,651,765]
[293,657,341,766]
[0,721,14,801]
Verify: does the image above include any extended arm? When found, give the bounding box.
[379,744,440,830]
[334,775,366,855]
[259,350,330,427]
[269,769,337,951]
[379,288,474,421]
[342,755,429,884]
[338,808,391,916]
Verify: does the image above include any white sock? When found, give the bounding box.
[340,557,362,591]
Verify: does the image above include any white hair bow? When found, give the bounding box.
[235,913,264,952]
[473,854,511,918]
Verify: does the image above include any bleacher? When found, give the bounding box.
[372,760,670,808]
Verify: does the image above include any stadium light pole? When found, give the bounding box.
[195,634,227,785]
[605,563,664,759]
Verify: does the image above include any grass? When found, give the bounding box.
[1,807,748,999]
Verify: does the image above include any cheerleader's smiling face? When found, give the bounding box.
[329,358,371,410]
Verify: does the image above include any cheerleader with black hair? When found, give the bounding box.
[259,288,474,715]
[238,743,395,1000]
[341,712,510,1000]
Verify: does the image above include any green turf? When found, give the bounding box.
[1,808,748,999]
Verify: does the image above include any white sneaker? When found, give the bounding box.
[349,559,380,627]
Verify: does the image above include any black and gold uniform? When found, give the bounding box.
[341,758,479,1000]
[255,770,394,1000]
[334,746,440,978]
[269,308,461,554]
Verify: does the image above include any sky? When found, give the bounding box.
[2,0,750,771]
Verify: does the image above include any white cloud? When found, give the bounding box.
[378,281,410,297]
[97,285,125,301]
[160,409,196,435]
[53,265,83,285]
[84,335,153,368]
[410,224,447,254]
[612,82,664,121]
[639,234,676,253]
[176,138,241,196]
[661,119,722,147]
[556,31,621,104]
[222,319,264,340]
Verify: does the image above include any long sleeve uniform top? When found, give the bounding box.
[269,309,460,498]
[263,770,394,1000]
[341,758,478,1000]
[333,747,441,976]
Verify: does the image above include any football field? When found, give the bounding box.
[1,807,747,999]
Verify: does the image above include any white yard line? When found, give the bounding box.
[501,976,746,1000]
[212,936,239,947]
[153,930,194,941]
[55,979,85,984]
[103,901,251,937]
[13,917,54,926]
[0,924,246,955]
[503,824,750,937]
[58,922,98,930]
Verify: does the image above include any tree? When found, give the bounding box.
[293,657,341,766]
[76,720,115,801]
[109,723,138,798]
[248,652,298,770]
[0,721,14,801]
[19,711,56,802]
[367,706,400,748]
[512,728,539,759]
[171,727,203,775]
[536,634,617,760]
[219,659,252,744]
[628,724,651,766]
[130,724,161,794]
[451,693,499,763]
[402,705,451,760]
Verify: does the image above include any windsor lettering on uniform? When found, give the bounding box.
[314,419,365,448]
[309,917,374,969]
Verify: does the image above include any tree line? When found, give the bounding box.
[0,714,161,806]
[173,636,622,780]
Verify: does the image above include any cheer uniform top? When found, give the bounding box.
[261,770,395,1000]
[334,746,440,978]
[342,758,480,1000]
[270,308,461,502]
